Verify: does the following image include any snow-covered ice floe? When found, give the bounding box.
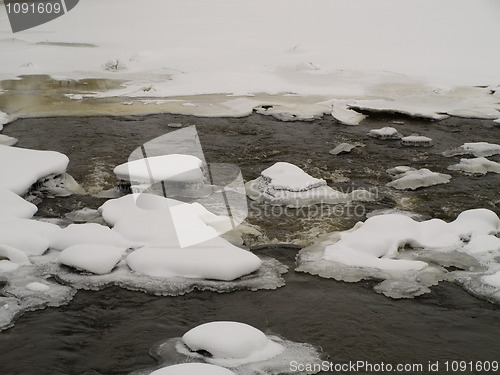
[368,127,402,140]
[443,142,500,158]
[147,321,322,375]
[296,209,500,302]
[246,162,374,207]
[400,135,433,147]
[386,167,451,190]
[448,157,500,176]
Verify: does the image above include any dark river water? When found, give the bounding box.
[0,113,499,374]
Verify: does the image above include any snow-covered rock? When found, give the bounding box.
[58,244,127,275]
[246,162,373,207]
[114,154,205,194]
[443,142,500,158]
[51,223,130,250]
[0,218,61,256]
[179,321,284,367]
[0,145,69,195]
[401,135,433,147]
[150,363,236,375]
[0,188,38,219]
[386,168,451,190]
[448,157,500,176]
[126,238,261,281]
[368,127,402,139]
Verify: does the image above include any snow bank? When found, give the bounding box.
[443,142,500,158]
[179,322,284,367]
[0,145,69,195]
[448,157,500,176]
[126,238,261,281]
[58,244,127,274]
[296,209,500,301]
[0,188,37,219]
[246,162,374,207]
[51,223,130,250]
[150,364,236,375]
[386,168,451,190]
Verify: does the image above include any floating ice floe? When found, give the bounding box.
[0,134,18,146]
[400,135,433,147]
[150,321,322,375]
[246,162,374,207]
[114,154,206,196]
[0,188,37,219]
[0,145,70,195]
[329,142,363,155]
[447,157,500,176]
[368,126,402,140]
[442,142,500,158]
[330,102,367,125]
[150,363,236,375]
[386,167,451,190]
[296,208,500,302]
[58,244,128,275]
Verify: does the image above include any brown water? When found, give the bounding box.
[0,113,499,375]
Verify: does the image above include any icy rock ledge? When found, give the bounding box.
[149,321,322,375]
[386,167,451,190]
[246,162,374,207]
[296,208,500,302]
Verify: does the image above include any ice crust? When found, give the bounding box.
[246,162,374,207]
[386,168,451,190]
[0,145,69,195]
[443,142,500,158]
[296,209,500,301]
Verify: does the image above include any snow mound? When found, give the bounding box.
[58,244,127,275]
[0,188,38,219]
[296,209,500,301]
[126,238,261,281]
[0,145,69,195]
[179,322,284,367]
[51,223,130,250]
[386,168,451,190]
[368,127,402,139]
[0,244,31,271]
[150,324,322,374]
[150,364,235,375]
[0,134,18,146]
[443,142,500,158]
[401,135,433,147]
[246,162,374,207]
[448,157,500,176]
[0,218,61,256]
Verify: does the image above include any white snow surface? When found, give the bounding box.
[150,364,236,375]
[448,157,500,176]
[386,168,451,190]
[180,321,284,367]
[0,218,61,255]
[483,272,500,289]
[0,145,69,195]
[113,154,204,184]
[58,244,127,275]
[0,0,499,120]
[126,238,262,281]
[0,134,18,146]
[0,112,9,129]
[0,188,37,219]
